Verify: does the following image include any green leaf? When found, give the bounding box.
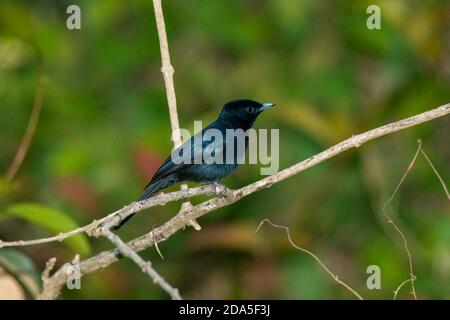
[5,203,91,255]
[0,248,41,299]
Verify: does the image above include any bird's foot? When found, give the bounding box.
[180,201,201,231]
[211,181,228,198]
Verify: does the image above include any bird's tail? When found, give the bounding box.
[137,178,166,201]
[113,177,174,230]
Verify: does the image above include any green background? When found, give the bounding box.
[0,0,449,299]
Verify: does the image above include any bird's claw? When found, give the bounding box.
[212,182,228,197]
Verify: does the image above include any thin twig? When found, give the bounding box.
[255,219,364,300]
[383,139,450,300]
[4,70,46,181]
[393,277,416,300]
[420,147,450,200]
[382,140,422,300]
[102,227,182,300]
[152,0,181,147]
[41,257,57,286]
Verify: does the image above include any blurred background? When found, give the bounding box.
[0,0,449,299]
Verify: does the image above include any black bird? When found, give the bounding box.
[116,99,274,229]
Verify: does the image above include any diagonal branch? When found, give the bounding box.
[102,227,181,300]
[34,102,449,300]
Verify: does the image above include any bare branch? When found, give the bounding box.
[4,70,46,181]
[382,140,421,300]
[102,228,181,300]
[393,277,416,300]
[420,146,450,200]
[152,0,181,147]
[255,219,364,300]
[35,102,449,299]
[41,257,57,286]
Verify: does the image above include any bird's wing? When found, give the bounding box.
[144,122,224,188]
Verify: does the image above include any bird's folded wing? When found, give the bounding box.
[144,124,225,188]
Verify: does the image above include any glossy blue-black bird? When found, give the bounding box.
[116,99,274,229]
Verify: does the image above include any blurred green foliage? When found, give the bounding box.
[5,203,91,254]
[0,0,449,299]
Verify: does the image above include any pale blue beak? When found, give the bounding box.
[259,103,275,112]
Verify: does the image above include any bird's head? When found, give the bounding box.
[219,99,275,127]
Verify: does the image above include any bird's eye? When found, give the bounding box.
[247,106,255,113]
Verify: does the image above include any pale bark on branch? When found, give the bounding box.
[102,228,182,300]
